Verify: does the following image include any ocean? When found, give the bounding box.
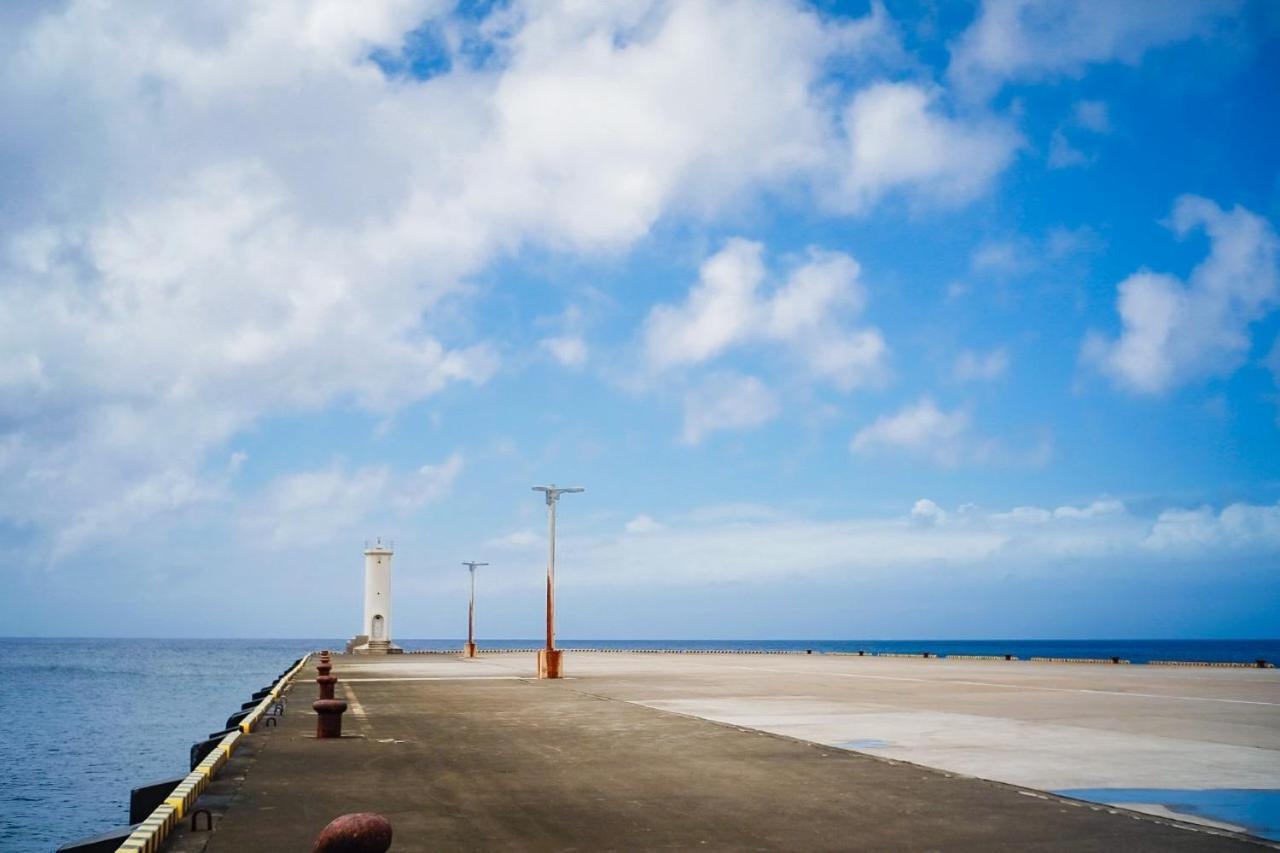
[1,637,1276,851]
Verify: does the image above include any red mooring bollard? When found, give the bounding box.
[313,812,392,853]
[316,651,336,700]
[311,809,389,850]
[313,699,348,738]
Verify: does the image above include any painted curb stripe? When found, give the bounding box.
[116,653,311,852]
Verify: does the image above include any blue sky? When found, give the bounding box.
[1,0,1278,639]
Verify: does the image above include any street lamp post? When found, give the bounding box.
[532,484,584,679]
[462,561,488,658]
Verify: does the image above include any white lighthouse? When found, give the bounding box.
[347,538,403,655]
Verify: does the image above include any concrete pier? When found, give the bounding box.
[162,652,1279,851]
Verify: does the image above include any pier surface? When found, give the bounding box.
[167,652,1280,851]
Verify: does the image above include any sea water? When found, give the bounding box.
[1,637,1276,851]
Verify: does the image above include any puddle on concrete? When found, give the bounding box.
[1053,788,1280,841]
[835,738,893,749]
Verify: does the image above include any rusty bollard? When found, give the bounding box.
[316,652,336,700]
[313,812,392,853]
[313,698,348,738]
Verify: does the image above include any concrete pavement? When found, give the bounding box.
[163,652,1279,851]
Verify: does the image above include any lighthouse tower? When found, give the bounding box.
[347,538,403,655]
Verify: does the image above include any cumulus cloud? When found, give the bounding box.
[834,82,1019,212]
[851,396,1048,466]
[851,398,970,462]
[909,498,947,526]
[949,0,1242,95]
[645,239,887,389]
[1144,502,1280,553]
[0,0,928,553]
[1085,196,1279,395]
[680,373,779,445]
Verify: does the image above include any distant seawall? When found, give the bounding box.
[395,646,1275,666]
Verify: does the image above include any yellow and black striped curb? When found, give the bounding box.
[117,654,310,853]
[241,655,309,733]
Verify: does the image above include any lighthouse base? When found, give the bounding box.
[346,635,403,655]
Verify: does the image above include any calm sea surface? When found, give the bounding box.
[1,637,1276,851]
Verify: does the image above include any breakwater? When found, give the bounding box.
[0,639,322,852]
[3,638,1275,850]
[54,656,309,852]
[168,652,1275,851]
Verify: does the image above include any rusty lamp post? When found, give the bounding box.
[463,560,488,658]
[532,484,583,679]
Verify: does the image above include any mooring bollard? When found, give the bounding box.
[317,652,337,700]
[312,812,393,853]
[313,698,348,738]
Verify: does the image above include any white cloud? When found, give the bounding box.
[1053,499,1125,520]
[835,82,1019,212]
[949,0,1242,95]
[485,529,542,551]
[1047,100,1111,170]
[681,373,779,445]
[54,469,228,562]
[1085,196,1279,395]
[851,397,970,462]
[851,396,1048,466]
[954,347,1009,382]
[970,240,1030,275]
[910,498,947,526]
[541,335,588,368]
[0,0,915,553]
[644,239,887,389]
[542,497,1280,587]
[1144,502,1280,553]
[241,454,462,549]
[394,454,465,510]
[625,514,664,534]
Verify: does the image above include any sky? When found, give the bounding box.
[1,0,1278,640]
